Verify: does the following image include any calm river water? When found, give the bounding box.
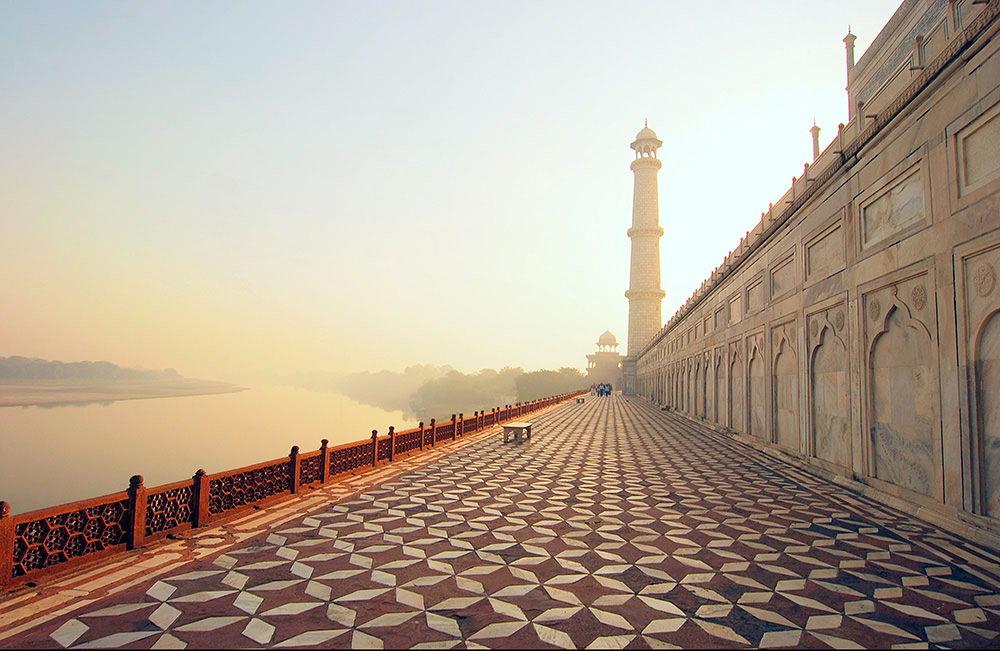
[0,385,414,515]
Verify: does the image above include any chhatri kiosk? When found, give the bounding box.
[586,330,624,390]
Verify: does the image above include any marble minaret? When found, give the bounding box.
[625,122,666,358]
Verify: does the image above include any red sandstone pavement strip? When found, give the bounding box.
[3,395,1000,649]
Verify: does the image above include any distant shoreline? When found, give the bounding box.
[0,379,247,408]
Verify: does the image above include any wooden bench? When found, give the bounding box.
[502,421,532,443]
[575,397,585,403]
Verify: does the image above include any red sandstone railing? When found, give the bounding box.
[0,391,586,589]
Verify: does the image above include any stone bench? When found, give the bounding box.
[576,397,585,403]
[502,421,532,443]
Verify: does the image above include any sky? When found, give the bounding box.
[0,1,905,382]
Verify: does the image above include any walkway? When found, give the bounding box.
[2,395,1000,649]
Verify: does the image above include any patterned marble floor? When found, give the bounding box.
[3,394,1000,649]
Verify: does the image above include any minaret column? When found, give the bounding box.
[625,122,666,368]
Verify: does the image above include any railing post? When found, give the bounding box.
[127,475,147,550]
[458,413,464,438]
[371,430,378,467]
[451,414,458,441]
[418,422,425,450]
[0,501,13,588]
[193,470,209,528]
[320,439,329,484]
[473,411,478,432]
[289,446,300,494]
[388,426,395,462]
[430,419,436,447]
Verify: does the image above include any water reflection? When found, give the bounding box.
[27,400,117,409]
[0,385,414,514]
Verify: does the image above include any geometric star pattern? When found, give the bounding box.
[7,395,1000,649]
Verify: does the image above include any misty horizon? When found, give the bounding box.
[0,1,902,381]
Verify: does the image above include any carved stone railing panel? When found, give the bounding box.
[395,431,422,455]
[12,498,129,578]
[329,441,371,476]
[298,454,323,486]
[145,485,194,537]
[376,438,392,462]
[207,462,290,516]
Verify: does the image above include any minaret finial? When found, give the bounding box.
[645,117,648,128]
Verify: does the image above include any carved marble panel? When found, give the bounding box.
[957,99,1000,196]
[771,254,796,299]
[729,295,742,325]
[714,306,726,332]
[805,217,846,282]
[747,279,765,312]
[860,166,925,249]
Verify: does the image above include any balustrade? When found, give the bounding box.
[0,390,586,588]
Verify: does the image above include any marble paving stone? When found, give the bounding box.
[4,396,1000,649]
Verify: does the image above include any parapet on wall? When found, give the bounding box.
[636,0,1000,549]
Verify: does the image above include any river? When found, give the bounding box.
[0,385,415,515]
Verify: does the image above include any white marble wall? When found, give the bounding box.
[634,0,1000,548]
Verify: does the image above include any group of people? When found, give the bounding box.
[590,383,613,397]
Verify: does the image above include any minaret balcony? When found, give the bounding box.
[627,226,665,238]
[625,288,666,300]
[630,157,662,171]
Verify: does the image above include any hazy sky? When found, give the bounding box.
[1,1,903,381]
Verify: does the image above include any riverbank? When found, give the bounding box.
[0,379,246,407]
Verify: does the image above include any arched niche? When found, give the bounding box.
[730,346,745,433]
[869,302,939,498]
[749,339,767,440]
[695,358,704,418]
[811,323,850,468]
[684,360,694,414]
[773,332,799,451]
[974,308,1000,518]
[714,349,726,425]
[701,353,709,418]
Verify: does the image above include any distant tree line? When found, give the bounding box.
[0,356,182,381]
[295,365,587,422]
[285,365,454,415]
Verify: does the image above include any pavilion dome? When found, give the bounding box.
[635,125,658,141]
[598,331,618,346]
